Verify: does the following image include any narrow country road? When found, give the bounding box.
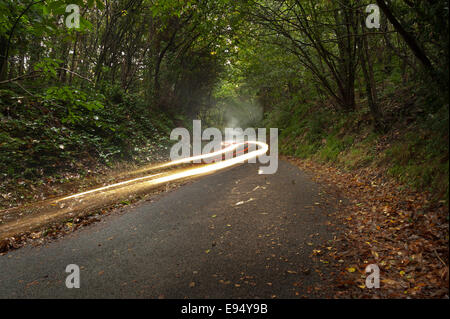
[0,160,337,298]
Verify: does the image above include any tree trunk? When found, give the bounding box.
[360,17,384,131]
[375,0,437,80]
[69,33,79,85]
[0,35,8,81]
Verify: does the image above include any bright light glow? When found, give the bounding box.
[156,140,254,168]
[57,173,164,201]
[54,141,268,202]
[144,141,268,186]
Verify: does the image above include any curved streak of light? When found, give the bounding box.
[56,173,164,201]
[55,141,268,202]
[155,141,249,168]
[143,141,268,186]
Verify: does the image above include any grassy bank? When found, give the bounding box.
[273,85,449,204]
[0,85,175,208]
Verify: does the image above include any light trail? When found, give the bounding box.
[140,141,268,186]
[155,140,251,168]
[57,173,164,201]
[54,141,268,202]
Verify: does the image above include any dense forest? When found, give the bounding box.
[0,0,448,207]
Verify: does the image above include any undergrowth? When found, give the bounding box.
[272,86,449,203]
[0,84,174,182]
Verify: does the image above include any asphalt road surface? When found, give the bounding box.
[0,160,336,298]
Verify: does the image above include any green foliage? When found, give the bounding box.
[318,135,354,162]
[385,105,449,198]
[0,85,173,180]
[40,86,104,124]
[34,58,62,79]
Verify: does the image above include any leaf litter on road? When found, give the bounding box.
[286,156,449,298]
